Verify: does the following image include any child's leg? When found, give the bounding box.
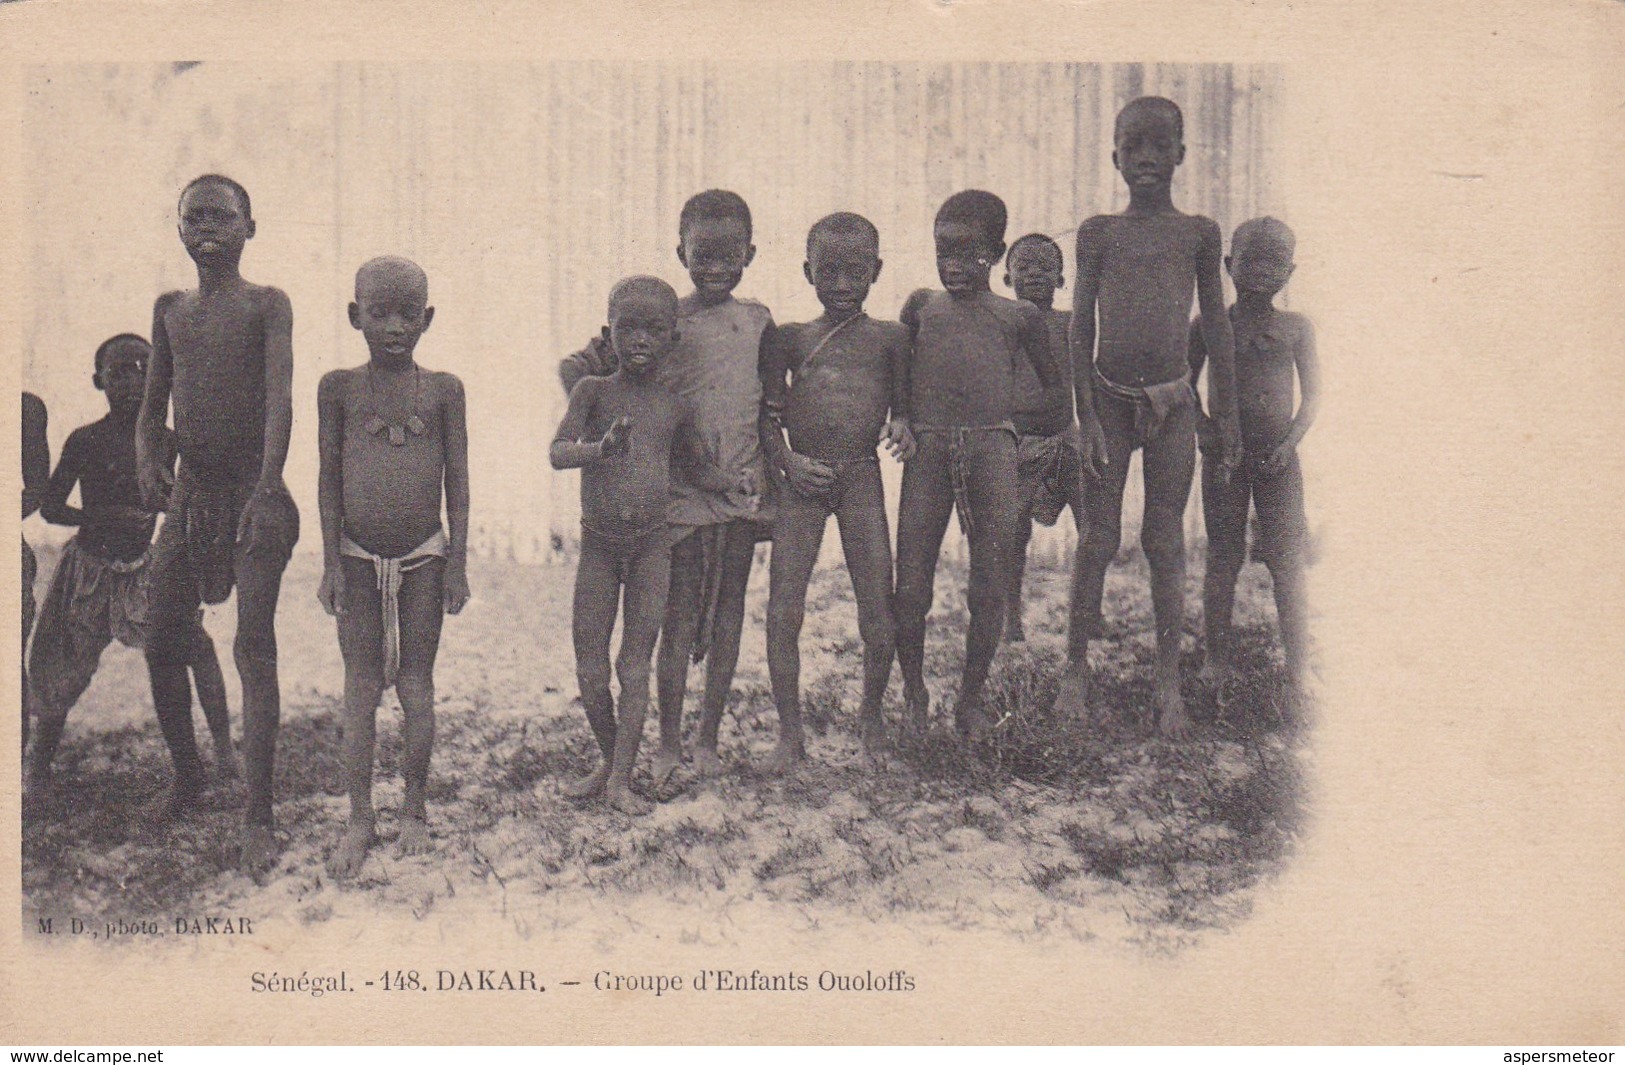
[1057,401,1136,716]
[23,541,36,756]
[836,463,897,749]
[1254,453,1311,691]
[1006,440,1044,642]
[1140,403,1198,738]
[184,617,237,781]
[958,430,1021,734]
[765,495,828,771]
[25,545,115,785]
[1199,454,1251,684]
[230,488,299,872]
[694,520,759,773]
[568,537,621,798]
[393,557,446,853]
[605,540,671,814]
[330,555,386,877]
[143,505,210,816]
[654,529,705,784]
[892,434,957,725]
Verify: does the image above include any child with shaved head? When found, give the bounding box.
[318,256,471,876]
[552,276,742,814]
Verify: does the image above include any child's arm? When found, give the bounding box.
[22,394,49,519]
[678,400,741,496]
[315,371,347,617]
[137,294,177,511]
[36,430,86,528]
[758,326,835,493]
[880,325,916,461]
[1188,319,1216,451]
[441,375,472,614]
[1267,318,1321,471]
[1194,220,1240,472]
[1018,302,1069,436]
[254,288,296,494]
[559,329,617,396]
[549,378,626,469]
[1070,219,1108,475]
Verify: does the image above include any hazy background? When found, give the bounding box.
[21,62,1283,562]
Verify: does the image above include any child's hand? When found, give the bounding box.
[582,329,618,377]
[137,458,174,513]
[1079,418,1110,479]
[1265,439,1295,473]
[881,418,917,462]
[731,466,762,510]
[317,563,346,617]
[1195,412,1216,453]
[1218,421,1242,483]
[598,416,632,458]
[444,559,471,615]
[784,452,835,497]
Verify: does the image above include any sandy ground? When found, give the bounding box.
[21,540,1310,954]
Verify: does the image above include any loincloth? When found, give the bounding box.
[340,528,448,690]
[1093,369,1197,445]
[912,424,1017,539]
[171,467,299,605]
[789,454,880,511]
[581,518,672,562]
[1016,432,1082,526]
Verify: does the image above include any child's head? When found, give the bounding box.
[1227,217,1296,298]
[1112,97,1186,194]
[607,275,680,378]
[677,189,755,305]
[93,334,150,415]
[803,212,882,317]
[933,190,1007,295]
[348,257,434,365]
[1003,233,1065,307]
[176,174,255,265]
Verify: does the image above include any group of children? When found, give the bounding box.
[19,94,1318,876]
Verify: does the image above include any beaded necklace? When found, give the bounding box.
[363,364,426,446]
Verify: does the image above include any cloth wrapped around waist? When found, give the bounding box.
[340,528,448,689]
[912,423,1017,540]
[1093,369,1197,442]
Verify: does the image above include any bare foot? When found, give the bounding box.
[1053,663,1090,718]
[762,741,806,776]
[239,823,279,875]
[903,685,929,733]
[397,817,432,856]
[144,781,204,826]
[212,741,242,784]
[954,695,993,741]
[692,746,724,778]
[651,746,682,791]
[327,822,377,878]
[605,784,653,816]
[860,719,888,757]
[1156,684,1194,742]
[562,763,609,800]
[1004,617,1026,644]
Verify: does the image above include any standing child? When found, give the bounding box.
[1059,97,1241,740]
[27,335,234,791]
[552,276,742,813]
[1001,233,1083,643]
[894,191,1064,738]
[761,212,914,767]
[139,173,300,871]
[560,190,774,785]
[1189,217,1319,708]
[318,257,471,876]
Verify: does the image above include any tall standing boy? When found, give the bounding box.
[318,257,471,876]
[894,190,1064,738]
[1059,97,1240,740]
[560,190,774,785]
[1189,217,1318,706]
[27,335,234,790]
[761,212,914,767]
[1001,233,1083,643]
[139,174,300,871]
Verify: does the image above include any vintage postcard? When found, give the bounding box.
[2,0,1621,1047]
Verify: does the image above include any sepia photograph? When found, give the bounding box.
[3,0,1622,1049]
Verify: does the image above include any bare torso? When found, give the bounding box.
[1088,212,1219,387]
[161,284,276,482]
[329,365,457,558]
[776,315,905,461]
[571,375,689,537]
[904,289,1040,427]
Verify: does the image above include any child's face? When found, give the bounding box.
[805,232,881,317]
[1005,242,1064,305]
[350,273,434,363]
[177,183,254,265]
[1113,111,1185,194]
[609,291,679,378]
[1227,242,1295,298]
[677,217,755,303]
[934,220,1001,295]
[96,341,149,415]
